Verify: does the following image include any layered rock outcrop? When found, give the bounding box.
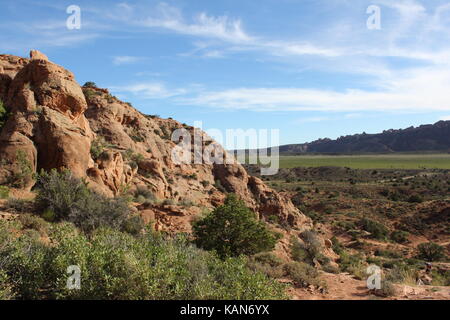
[0,50,310,230]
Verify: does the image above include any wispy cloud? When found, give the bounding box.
[110,82,187,99]
[138,3,252,44]
[178,65,450,112]
[112,56,146,65]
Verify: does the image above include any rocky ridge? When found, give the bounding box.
[0,50,311,233]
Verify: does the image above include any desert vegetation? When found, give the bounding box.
[0,170,288,300]
[254,164,450,291]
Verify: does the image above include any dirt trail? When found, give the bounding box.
[289,272,450,300]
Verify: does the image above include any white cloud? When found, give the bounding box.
[440,116,450,121]
[179,65,450,112]
[110,82,186,99]
[112,56,145,65]
[99,2,450,115]
[139,3,252,44]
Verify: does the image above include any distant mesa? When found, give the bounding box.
[275,120,450,155]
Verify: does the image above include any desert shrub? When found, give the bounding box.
[12,150,33,188]
[431,269,450,286]
[416,242,446,262]
[303,210,322,223]
[83,81,97,88]
[0,270,13,300]
[375,280,396,297]
[82,88,100,100]
[0,99,9,129]
[338,251,366,280]
[291,230,329,266]
[214,179,227,193]
[247,252,285,279]
[331,236,344,255]
[183,173,198,180]
[5,198,32,213]
[336,220,356,231]
[386,264,418,285]
[35,169,130,234]
[407,194,423,203]
[391,230,409,244]
[162,199,175,205]
[267,215,279,224]
[130,133,145,143]
[0,224,49,299]
[179,199,195,207]
[252,252,284,267]
[90,137,106,160]
[122,215,145,236]
[200,180,210,188]
[0,186,9,199]
[0,221,286,300]
[133,186,155,202]
[122,149,144,169]
[374,249,402,259]
[68,192,130,234]
[322,263,340,274]
[359,218,389,240]
[34,169,90,220]
[283,262,323,288]
[18,214,48,236]
[193,194,280,258]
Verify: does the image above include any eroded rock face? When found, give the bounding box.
[0,50,309,230]
[0,50,93,185]
[0,55,28,102]
[30,50,48,61]
[7,58,87,119]
[83,86,307,228]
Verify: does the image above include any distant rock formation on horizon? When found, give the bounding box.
[277,120,450,154]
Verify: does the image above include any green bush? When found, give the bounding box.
[5,198,32,213]
[18,214,48,235]
[90,137,106,160]
[0,221,286,300]
[375,280,396,297]
[122,215,145,236]
[12,150,33,188]
[407,194,423,203]
[83,81,97,88]
[35,169,131,234]
[193,194,280,258]
[68,192,130,234]
[283,262,324,288]
[359,218,389,240]
[0,186,9,199]
[0,270,13,300]
[134,186,155,202]
[35,169,90,220]
[247,252,285,279]
[374,249,402,259]
[291,230,329,266]
[338,251,366,280]
[386,264,418,285]
[391,230,409,244]
[417,242,446,262]
[0,99,9,129]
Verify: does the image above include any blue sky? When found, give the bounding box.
[1,0,450,147]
